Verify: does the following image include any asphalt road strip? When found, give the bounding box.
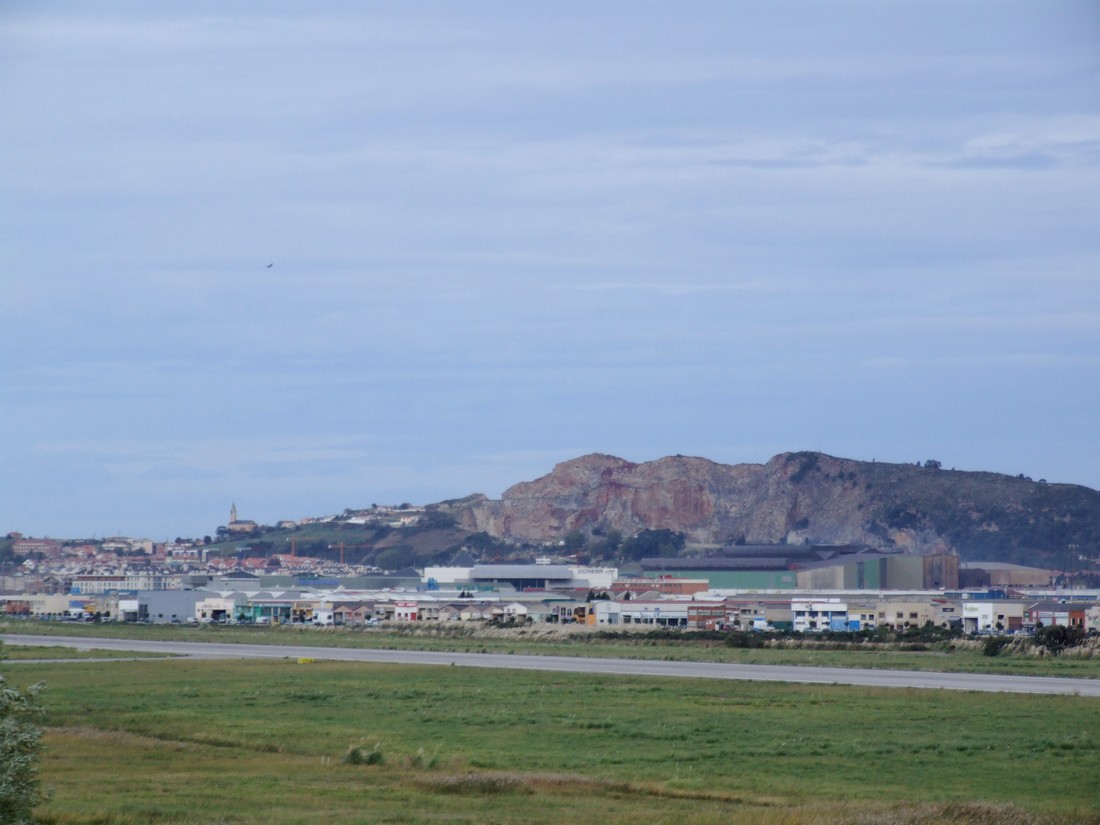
[3,634,1098,696]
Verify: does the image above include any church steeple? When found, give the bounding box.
[230,502,238,524]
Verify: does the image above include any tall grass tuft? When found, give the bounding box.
[405,746,442,769]
[343,743,384,765]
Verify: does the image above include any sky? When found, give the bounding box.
[2,2,1099,540]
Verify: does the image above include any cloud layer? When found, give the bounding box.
[2,2,1098,537]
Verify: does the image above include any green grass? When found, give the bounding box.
[6,657,1099,825]
[1,644,173,660]
[5,620,1099,678]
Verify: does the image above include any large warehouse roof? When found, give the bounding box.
[469,565,575,580]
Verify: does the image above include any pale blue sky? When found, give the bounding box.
[3,2,1098,539]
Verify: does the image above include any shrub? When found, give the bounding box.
[1034,625,1086,656]
[983,637,1011,657]
[723,631,766,649]
[0,674,45,825]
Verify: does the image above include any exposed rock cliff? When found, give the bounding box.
[456,452,1100,566]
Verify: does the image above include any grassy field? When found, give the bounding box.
[5,656,1099,825]
[5,620,1100,679]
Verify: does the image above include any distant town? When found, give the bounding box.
[2,502,1098,637]
[4,502,427,589]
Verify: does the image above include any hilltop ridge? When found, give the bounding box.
[452,451,1100,568]
[7,451,1097,573]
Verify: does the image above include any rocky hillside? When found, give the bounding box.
[452,452,1100,568]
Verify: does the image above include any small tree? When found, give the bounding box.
[561,530,587,552]
[0,667,45,825]
[375,545,415,571]
[621,529,686,560]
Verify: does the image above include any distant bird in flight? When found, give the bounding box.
[266,263,274,268]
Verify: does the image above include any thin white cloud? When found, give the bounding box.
[469,448,591,467]
[864,353,1100,369]
[1,12,473,55]
[567,281,767,296]
[30,434,377,468]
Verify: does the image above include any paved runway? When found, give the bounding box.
[4,634,1098,696]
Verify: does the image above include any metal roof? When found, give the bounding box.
[640,557,789,570]
[469,564,575,579]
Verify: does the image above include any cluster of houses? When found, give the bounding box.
[3,503,441,593]
[2,533,383,595]
[214,503,425,538]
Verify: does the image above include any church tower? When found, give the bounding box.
[230,502,238,524]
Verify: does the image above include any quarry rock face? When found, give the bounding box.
[455,451,1100,562]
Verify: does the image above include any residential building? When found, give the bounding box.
[961,600,1029,633]
[1026,601,1089,630]
[876,597,960,630]
[792,599,849,632]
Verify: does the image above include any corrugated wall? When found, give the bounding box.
[663,570,798,589]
